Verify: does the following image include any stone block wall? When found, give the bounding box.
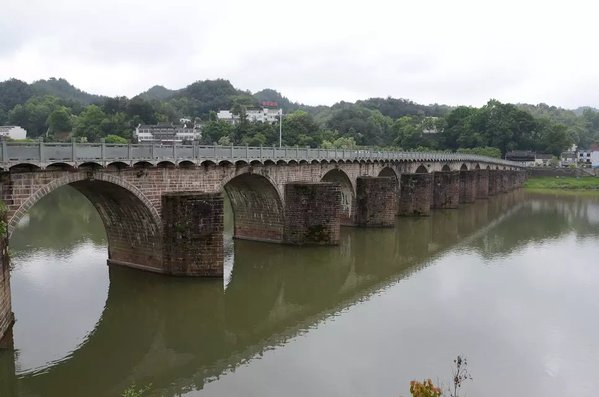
[398,173,433,216]
[432,171,460,209]
[459,170,477,204]
[72,180,164,272]
[283,183,340,245]
[488,170,498,196]
[355,176,397,227]
[162,192,224,276]
[224,173,284,242]
[477,169,489,199]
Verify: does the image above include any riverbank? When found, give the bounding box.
[525,176,599,190]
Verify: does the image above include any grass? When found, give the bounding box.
[525,176,599,190]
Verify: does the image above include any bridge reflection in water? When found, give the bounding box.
[3,188,599,396]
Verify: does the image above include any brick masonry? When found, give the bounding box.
[398,173,433,216]
[73,179,164,272]
[488,170,499,196]
[283,182,341,245]
[224,173,284,243]
[321,169,356,226]
[432,171,460,209]
[355,176,397,227]
[0,160,525,342]
[477,169,490,199]
[162,192,223,276]
[459,170,477,204]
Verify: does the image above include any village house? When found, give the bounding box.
[0,125,27,140]
[217,107,282,125]
[134,122,202,144]
[505,150,536,167]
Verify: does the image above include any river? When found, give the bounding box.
[1,186,599,396]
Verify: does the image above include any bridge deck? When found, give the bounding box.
[0,142,521,169]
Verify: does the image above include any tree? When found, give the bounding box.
[126,96,157,124]
[104,134,128,144]
[73,105,107,142]
[0,78,33,113]
[535,119,572,155]
[8,95,61,138]
[102,96,129,115]
[47,107,73,135]
[442,106,479,150]
[201,120,234,144]
[282,110,319,146]
[457,146,501,158]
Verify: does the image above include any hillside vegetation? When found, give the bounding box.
[1,77,598,155]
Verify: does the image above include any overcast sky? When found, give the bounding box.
[1,0,597,108]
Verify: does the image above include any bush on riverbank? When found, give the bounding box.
[525,176,599,190]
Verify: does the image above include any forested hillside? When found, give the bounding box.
[1,77,598,156]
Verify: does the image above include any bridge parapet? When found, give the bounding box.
[0,142,522,169]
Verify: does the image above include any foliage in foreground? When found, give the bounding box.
[410,379,442,397]
[121,383,151,397]
[525,176,599,190]
[408,355,471,397]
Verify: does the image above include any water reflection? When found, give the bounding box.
[1,188,599,396]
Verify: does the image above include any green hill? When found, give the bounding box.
[30,77,104,104]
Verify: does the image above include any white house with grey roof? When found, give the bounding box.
[0,126,27,140]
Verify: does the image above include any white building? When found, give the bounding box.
[591,147,599,169]
[217,108,281,124]
[0,126,27,140]
[578,149,592,165]
[134,122,201,144]
[534,153,554,166]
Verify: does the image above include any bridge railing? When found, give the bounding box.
[0,141,521,168]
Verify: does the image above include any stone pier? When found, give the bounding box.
[459,170,477,204]
[355,176,397,227]
[488,170,499,196]
[432,171,460,209]
[0,235,12,349]
[477,169,489,199]
[509,171,518,190]
[161,192,224,277]
[283,182,341,245]
[500,171,508,193]
[517,170,527,187]
[398,173,433,216]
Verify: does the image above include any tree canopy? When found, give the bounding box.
[0,77,595,157]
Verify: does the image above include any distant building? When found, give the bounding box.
[217,108,281,124]
[0,126,27,140]
[560,151,577,166]
[578,149,592,165]
[590,144,599,168]
[134,122,201,144]
[534,153,554,166]
[505,150,535,166]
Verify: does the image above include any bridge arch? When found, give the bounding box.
[321,169,355,225]
[378,166,398,181]
[415,164,428,173]
[7,172,163,270]
[441,164,451,171]
[222,172,284,242]
[460,163,468,170]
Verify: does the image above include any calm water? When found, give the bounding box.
[1,187,599,396]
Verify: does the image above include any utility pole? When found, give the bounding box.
[279,108,283,148]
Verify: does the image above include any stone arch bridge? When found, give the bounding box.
[0,142,525,342]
